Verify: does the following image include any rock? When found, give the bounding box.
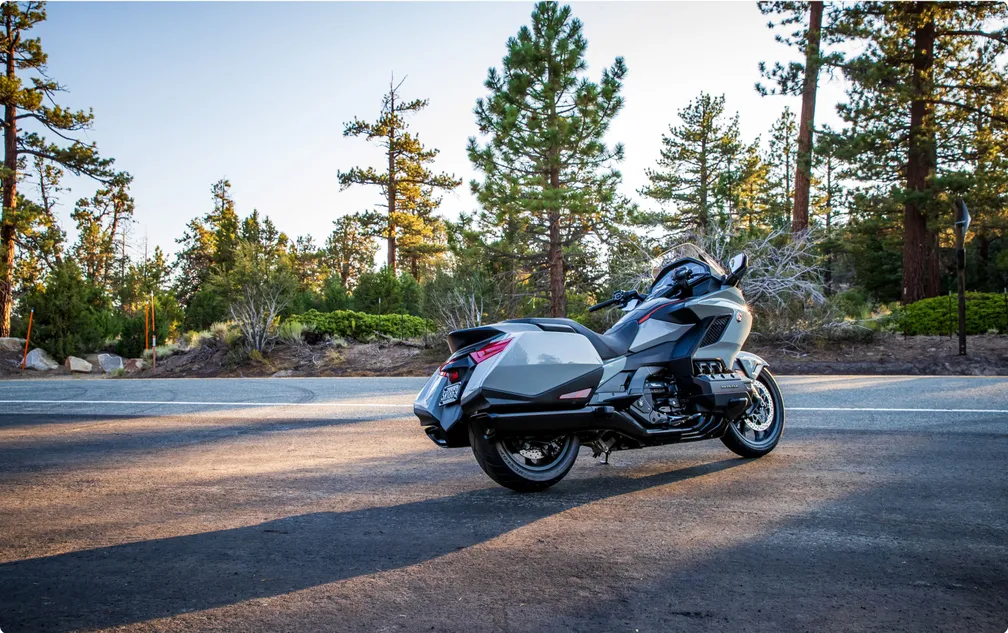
[0,337,25,352]
[24,348,59,371]
[64,356,93,373]
[96,353,124,373]
[85,353,101,367]
[271,369,296,378]
[124,358,147,373]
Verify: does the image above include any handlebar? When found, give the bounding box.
[588,297,621,312]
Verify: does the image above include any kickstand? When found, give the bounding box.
[600,449,610,465]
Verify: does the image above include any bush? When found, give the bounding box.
[183,288,229,332]
[277,320,305,345]
[142,344,179,361]
[15,261,120,361]
[115,294,180,358]
[895,292,1008,335]
[832,288,875,320]
[291,309,432,340]
[210,321,242,346]
[178,329,212,350]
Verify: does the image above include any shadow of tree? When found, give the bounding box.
[0,458,747,632]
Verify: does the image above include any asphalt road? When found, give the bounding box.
[0,376,1005,632]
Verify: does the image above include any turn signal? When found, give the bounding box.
[470,337,512,364]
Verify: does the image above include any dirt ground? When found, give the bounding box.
[749,332,1008,376]
[3,332,1007,379]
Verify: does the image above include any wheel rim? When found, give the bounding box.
[733,376,781,447]
[496,436,576,473]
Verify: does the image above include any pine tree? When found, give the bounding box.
[729,140,772,233]
[322,213,378,291]
[338,77,460,276]
[0,2,115,336]
[70,172,134,292]
[640,93,742,232]
[173,179,240,305]
[11,154,65,294]
[765,107,798,230]
[395,188,448,282]
[833,1,1008,303]
[469,2,628,317]
[758,1,832,234]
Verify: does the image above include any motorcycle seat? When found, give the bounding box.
[506,318,639,361]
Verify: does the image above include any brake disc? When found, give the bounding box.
[745,381,775,432]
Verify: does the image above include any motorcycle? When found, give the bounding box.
[414,244,785,492]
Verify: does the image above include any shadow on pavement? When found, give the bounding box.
[0,458,746,632]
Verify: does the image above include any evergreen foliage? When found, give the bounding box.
[468,2,630,317]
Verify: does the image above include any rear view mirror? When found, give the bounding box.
[725,253,748,287]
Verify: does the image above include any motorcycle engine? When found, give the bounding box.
[632,377,686,426]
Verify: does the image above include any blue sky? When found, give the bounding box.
[34,2,845,263]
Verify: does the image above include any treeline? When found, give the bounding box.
[2,2,1007,359]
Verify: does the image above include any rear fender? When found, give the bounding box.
[734,351,768,380]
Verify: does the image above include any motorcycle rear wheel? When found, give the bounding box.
[721,369,785,458]
[469,423,579,492]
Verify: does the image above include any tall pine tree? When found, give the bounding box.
[0,1,114,336]
[758,1,833,234]
[640,93,742,232]
[833,1,1008,303]
[338,77,459,276]
[765,107,798,230]
[469,2,628,317]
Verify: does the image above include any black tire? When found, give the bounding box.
[721,369,785,458]
[469,423,579,493]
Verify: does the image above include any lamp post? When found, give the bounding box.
[953,198,970,356]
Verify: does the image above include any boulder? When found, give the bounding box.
[85,353,101,367]
[271,369,296,378]
[0,337,25,352]
[25,348,59,372]
[65,356,93,373]
[96,353,124,373]
[124,358,147,373]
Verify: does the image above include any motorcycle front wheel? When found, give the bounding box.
[469,423,579,492]
[721,369,785,458]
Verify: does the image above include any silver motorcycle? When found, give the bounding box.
[415,244,785,492]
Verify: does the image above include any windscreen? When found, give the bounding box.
[649,244,726,279]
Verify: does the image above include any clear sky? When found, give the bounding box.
[35,1,846,264]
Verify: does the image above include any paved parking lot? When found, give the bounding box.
[0,376,1005,632]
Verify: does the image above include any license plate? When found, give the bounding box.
[439,383,461,406]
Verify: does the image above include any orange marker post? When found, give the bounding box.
[20,308,34,370]
[144,303,150,351]
[150,292,155,349]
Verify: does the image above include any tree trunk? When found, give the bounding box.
[699,131,709,231]
[902,3,939,304]
[547,168,565,317]
[0,25,18,338]
[386,86,397,276]
[792,2,822,235]
[824,153,833,295]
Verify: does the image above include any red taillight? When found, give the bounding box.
[470,337,512,364]
[439,366,461,383]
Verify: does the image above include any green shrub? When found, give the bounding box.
[832,288,874,320]
[142,344,179,361]
[291,309,433,340]
[277,320,305,345]
[15,261,120,361]
[179,329,212,350]
[183,288,229,332]
[896,292,1008,335]
[115,294,180,358]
